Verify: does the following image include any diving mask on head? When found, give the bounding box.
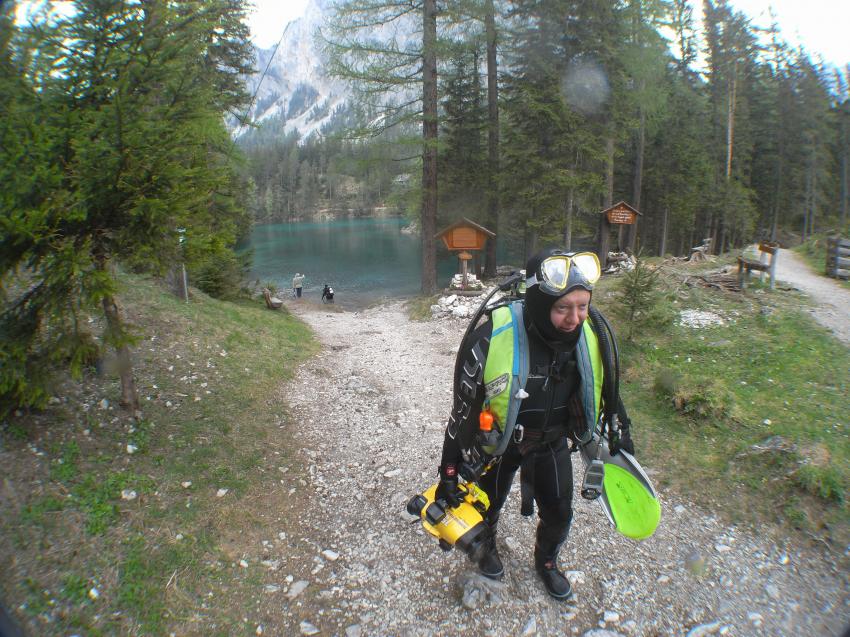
[525,251,601,296]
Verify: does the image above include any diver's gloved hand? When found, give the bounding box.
[610,422,635,456]
[435,464,461,508]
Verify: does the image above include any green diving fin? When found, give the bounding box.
[579,432,661,540]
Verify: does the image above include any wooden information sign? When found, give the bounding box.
[603,201,640,225]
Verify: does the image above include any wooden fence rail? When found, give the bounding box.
[826,237,850,280]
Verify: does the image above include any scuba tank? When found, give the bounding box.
[406,481,492,561]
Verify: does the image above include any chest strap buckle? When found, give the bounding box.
[513,424,525,443]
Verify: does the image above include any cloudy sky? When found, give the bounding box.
[247,0,849,69]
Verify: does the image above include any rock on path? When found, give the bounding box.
[277,300,849,636]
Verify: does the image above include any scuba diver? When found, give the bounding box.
[321,284,334,303]
[434,248,634,600]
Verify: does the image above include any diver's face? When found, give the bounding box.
[549,289,591,334]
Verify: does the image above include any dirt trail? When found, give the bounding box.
[774,249,850,344]
[256,293,850,637]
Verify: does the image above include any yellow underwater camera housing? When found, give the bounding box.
[407,481,492,558]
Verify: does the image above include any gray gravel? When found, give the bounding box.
[274,293,849,637]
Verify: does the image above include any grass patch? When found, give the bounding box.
[19,496,65,528]
[71,471,155,535]
[1,272,317,635]
[405,293,441,321]
[597,260,849,547]
[49,441,80,483]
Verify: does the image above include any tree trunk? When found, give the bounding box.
[721,62,737,255]
[597,137,615,267]
[563,187,574,250]
[420,0,438,294]
[484,0,499,278]
[101,291,138,411]
[842,110,848,229]
[659,205,668,256]
[810,146,817,236]
[770,147,783,242]
[626,93,646,252]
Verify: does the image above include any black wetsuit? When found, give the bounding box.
[440,308,584,554]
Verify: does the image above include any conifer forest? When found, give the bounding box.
[2,0,849,409]
[252,0,850,292]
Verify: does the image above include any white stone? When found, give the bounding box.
[216,488,228,497]
[181,481,192,488]
[300,621,320,636]
[322,549,340,561]
[685,621,722,637]
[565,570,586,585]
[287,580,309,599]
[126,444,138,454]
[603,610,620,623]
[121,489,137,500]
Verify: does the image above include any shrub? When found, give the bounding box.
[794,464,846,504]
[191,249,248,300]
[617,258,674,338]
[671,378,736,422]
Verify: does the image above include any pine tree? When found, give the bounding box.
[1,0,254,414]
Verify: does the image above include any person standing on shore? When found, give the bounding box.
[292,272,305,299]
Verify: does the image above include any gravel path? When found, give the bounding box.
[774,249,850,345]
[272,285,849,637]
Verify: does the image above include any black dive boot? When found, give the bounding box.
[534,542,572,600]
[475,519,504,579]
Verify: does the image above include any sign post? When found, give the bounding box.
[597,202,642,268]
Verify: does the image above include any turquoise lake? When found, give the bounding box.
[244,218,476,309]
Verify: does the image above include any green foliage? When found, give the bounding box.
[616,259,673,338]
[50,441,80,483]
[794,465,846,505]
[652,368,681,398]
[671,378,736,422]
[192,249,249,300]
[71,472,154,535]
[20,496,65,528]
[117,536,169,634]
[2,0,255,414]
[61,573,90,606]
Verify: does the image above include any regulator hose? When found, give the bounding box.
[588,306,620,435]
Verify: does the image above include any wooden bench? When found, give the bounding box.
[737,241,779,290]
[262,288,283,310]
